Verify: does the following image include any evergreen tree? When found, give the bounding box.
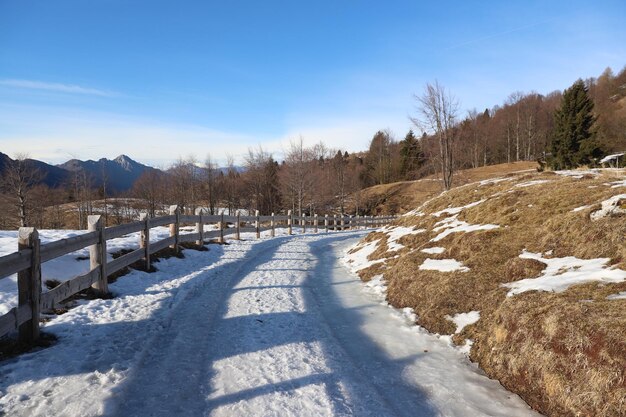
[549,79,599,169]
[399,130,422,178]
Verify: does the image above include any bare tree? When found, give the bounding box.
[1,154,44,227]
[411,81,459,190]
[204,154,219,215]
[282,137,314,216]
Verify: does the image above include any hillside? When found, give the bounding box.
[353,161,537,215]
[346,168,626,417]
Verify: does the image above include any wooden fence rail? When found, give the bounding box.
[0,208,396,343]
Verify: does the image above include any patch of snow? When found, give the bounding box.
[600,153,624,164]
[572,205,592,212]
[590,194,626,221]
[382,226,426,251]
[607,291,626,300]
[554,169,601,179]
[478,178,510,186]
[421,247,446,254]
[609,179,626,188]
[514,180,552,188]
[431,217,499,242]
[363,274,387,299]
[419,258,469,272]
[0,232,542,417]
[344,239,382,272]
[503,250,626,296]
[432,199,486,217]
[446,311,480,333]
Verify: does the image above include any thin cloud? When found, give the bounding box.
[444,18,557,51]
[0,79,117,97]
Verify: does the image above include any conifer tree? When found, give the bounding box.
[549,79,599,169]
[399,130,422,178]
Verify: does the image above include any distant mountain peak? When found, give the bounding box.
[113,154,136,170]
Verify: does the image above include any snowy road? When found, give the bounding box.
[0,232,541,416]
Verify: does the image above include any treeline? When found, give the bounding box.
[1,66,625,229]
[367,65,626,186]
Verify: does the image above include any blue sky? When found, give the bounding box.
[1,0,625,167]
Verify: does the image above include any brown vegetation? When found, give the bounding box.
[352,168,626,417]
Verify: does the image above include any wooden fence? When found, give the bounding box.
[0,207,396,344]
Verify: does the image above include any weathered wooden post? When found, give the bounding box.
[236,211,241,240]
[88,215,108,295]
[314,214,318,233]
[195,207,204,246]
[324,214,329,233]
[139,213,151,271]
[333,214,337,231]
[340,214,345,231]
[288,210,293,235]
[17,227,41,343]
[271,212,275,237]
[219,212,225,243]
[302,214,306,233]
[169,205,179,252]
[255,210,260,239]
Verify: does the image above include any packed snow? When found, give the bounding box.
[446,311,481,334]
[0,232,541,417]
[419,258,469,272]
[420,246,446,254]
[503,250,626,296]
[571,205,592,212]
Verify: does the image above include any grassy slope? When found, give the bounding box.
[351,168,626,417]
[352,161,537,215]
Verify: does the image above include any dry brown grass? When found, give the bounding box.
[352,161,537,215]
[354,168,626,417]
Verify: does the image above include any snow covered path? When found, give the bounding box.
[0,232,540,417]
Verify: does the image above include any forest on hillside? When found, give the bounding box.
[1,65,625,230]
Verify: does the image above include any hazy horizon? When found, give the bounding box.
[1,0,625,167]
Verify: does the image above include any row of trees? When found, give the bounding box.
[2,66,624,227]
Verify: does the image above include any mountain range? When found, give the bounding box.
[0,153,159,194]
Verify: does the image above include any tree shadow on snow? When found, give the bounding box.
[0,234,437,417]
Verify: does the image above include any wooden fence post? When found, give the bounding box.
[255,210,260,239]
[219,212,224,243]
[302,214,306,233]
[236,211,241,240]
[340,214,345,231]
[314,214,318,233]
[195,207,204,246]
[324,214,329,233]
[169,205,179,252]
[88,215,108,295]
[139,213,151,271]
[17,227,41,343]
[333,214,337,231]
[271,212,275,237]
[288,210,292,235]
